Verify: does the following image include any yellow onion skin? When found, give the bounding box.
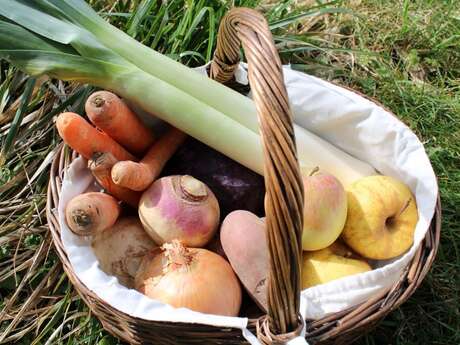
[135,241,241,316]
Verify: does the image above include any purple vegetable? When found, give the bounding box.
[162,138,265,219]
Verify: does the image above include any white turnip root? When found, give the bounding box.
[91,217,156,288]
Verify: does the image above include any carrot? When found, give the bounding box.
[88,152,141,208]
[85,91,155,155]
[65,192,120,236]
[56,112,136,161]
[111,128,186,191]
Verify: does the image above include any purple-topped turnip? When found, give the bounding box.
[139,175,220,247]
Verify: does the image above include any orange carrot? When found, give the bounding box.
[85,91,155,155]
[56,112,136,161]
[65,192,120,236]
[88,152,141,208]
[111,128,186,191]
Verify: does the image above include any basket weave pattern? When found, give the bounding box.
[46,7,441,345]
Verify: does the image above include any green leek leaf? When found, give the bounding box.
[0,21,130,83]
[0,0,376,184]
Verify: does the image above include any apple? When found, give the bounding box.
[341,175,418,260]
[301,241,371,289]
[301,168,348,251]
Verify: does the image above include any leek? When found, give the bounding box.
[0,0,375,185]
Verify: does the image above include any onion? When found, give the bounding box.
[91,217,156,288]
[134,240,241,316]
[138,175,220,247]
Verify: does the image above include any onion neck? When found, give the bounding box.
[163,240,195,272]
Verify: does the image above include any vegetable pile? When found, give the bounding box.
[61,90,262,316]
[60,88,419,317]
[1,0,421,319]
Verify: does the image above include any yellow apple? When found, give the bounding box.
[301,169,348,251]
[342,175,418,260]
[301,241,371,289]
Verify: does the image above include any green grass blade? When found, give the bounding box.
[0,67,14,115]
[0,77,36,167]
[269,7,355,30]
[29,86,88,133]
[182,6,213,50]
[140,7,163,44]
[149,4,169,50]
[127,0,157,37]
[205,6,216,62]
[31,290,72,345]
[178,50,206,64]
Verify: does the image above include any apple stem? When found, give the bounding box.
[308,166,320,177]
[386,199,411,229]
[397,198,411,218]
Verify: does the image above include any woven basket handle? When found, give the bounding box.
[210,8,305,343]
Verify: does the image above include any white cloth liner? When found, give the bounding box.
[57,65,437,345]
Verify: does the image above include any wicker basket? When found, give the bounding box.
[46,7,441,345]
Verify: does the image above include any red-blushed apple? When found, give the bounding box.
[301,168,348,251]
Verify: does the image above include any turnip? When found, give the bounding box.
[91,217,156,288]
[138,175,220,247]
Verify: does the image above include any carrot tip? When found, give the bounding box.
[71,210,93,228]
[92,96,106,108]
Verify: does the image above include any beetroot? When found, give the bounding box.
[162,138,265,219]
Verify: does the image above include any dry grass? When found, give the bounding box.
[1,0,459,344]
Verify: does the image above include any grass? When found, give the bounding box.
[0,0,459,344]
